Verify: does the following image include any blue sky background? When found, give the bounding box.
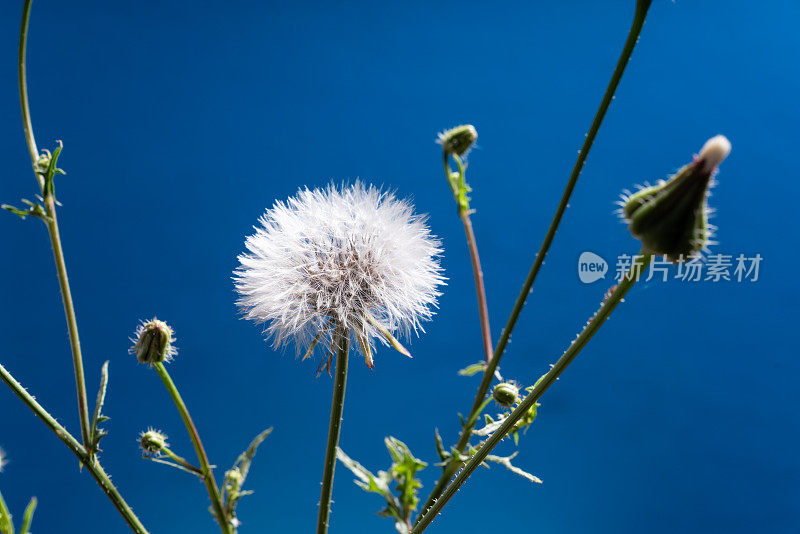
[0,1,798,533]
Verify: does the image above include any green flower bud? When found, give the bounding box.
[621,135,731,262]
[437,124,478,156]
[139,429,168,454]
[492,382,520,408]
[130,318,176,364]
[225,467,243,490]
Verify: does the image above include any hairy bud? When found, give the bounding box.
[130,318,176,364]
[492,382,520,408]
[437,124,478,157]
[139,429,168,454]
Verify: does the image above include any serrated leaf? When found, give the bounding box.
[485,452,542,483]
[89,361,110,453]
[337,447,401,518]
[233,427,272,482]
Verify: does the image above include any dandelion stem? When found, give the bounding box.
[413,253,653,532]
[152,363,231,534]
[0,361,149,534]
[316,329,350,534]
[416,1,653,521]
[444,151,494,363]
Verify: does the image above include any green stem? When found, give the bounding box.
[18,0,38,175]
[416,1,653,521]
[43,196,93,451]
[19,0,92,454]
[152,363,231,534]
[316,329,350,534]
[161,447,204,476]
[0,362,149,533]
[445,151,494,364]
[413,254,653,533]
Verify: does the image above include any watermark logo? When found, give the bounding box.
[578,252,608,284]
[577,251,763,284]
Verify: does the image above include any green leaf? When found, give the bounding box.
[457,362,487,377]
[433,429,449,462]
[233,427,272,481]
[337,447,401,520]
[89,361,110,453]
[0,487,14,534]
[18,498,36,534]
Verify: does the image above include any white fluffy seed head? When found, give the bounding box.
[234,182,445,366]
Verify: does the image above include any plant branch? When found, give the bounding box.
[152,363,231,534]
[18,0,93,455]
[413,253,653,533]
[416,1,653,520]
[316,328,351,534]
[0,361,149,533]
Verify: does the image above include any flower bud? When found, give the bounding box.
[130,318,176,364]
[139,429,168,454]
[621,135,731,262]
[225,467,243,490]
[437,125,478,156]
[492,382,520,408]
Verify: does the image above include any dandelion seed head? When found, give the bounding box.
[235,182,444,367]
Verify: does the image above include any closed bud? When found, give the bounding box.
[130,318,176,364]
[139,429,168,454]
[492,382,520,408]
[225,467,243,490]
[621,135,731,262]
[437,124,478,156]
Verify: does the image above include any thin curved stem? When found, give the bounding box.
[18,0,38,174]
[19,0,92,453]
[152,363,231,534]
[444,152,494,363]
[416,1,653,520]
[443,151,494,363]
[0,362,149,534]
[316,329,350,534]
[413,253,653,533]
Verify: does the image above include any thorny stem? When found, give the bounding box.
[316,329,351,534]
[443,151,494,363]
[152,363,232,534]
[413,254,654,533]
[0,362,149,534]
[416,1,653,521]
